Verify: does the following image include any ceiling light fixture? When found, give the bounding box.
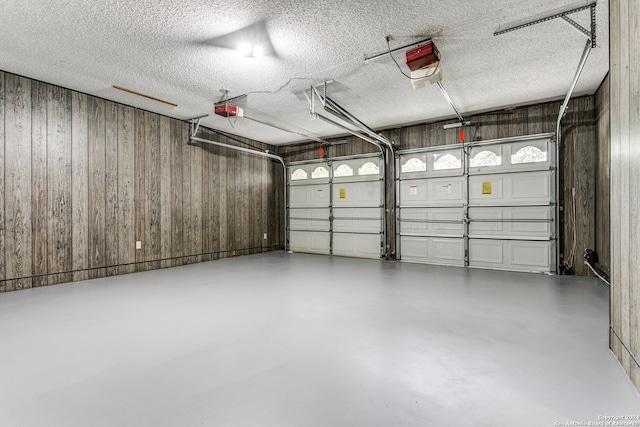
[211,20,276,57]
[237,42,264,58]
[238,42,253,56]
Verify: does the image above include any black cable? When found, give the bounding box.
[386,38,440,80]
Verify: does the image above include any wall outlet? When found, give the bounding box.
[136,241,142,250]
[263,233,267,240]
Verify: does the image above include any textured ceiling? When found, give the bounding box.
[0,0,608,145]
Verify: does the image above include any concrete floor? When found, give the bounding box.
[0,252,638,427]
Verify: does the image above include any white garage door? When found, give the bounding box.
[467,137,556,273]
[288,161,331,254]
[288,154,384,259]
[397,146,466,266]
[396,134,557,273]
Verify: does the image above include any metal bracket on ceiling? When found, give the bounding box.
[307,81,394,152]
[188,114,210,138]
[494,2,597,48]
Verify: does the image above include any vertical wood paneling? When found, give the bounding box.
[618,0,632,376]
[47,85,72,285]
[595,76,610,271]
[88,97,106,279]
[573,97,596,276]
[238,143,249,254]
[31,81,48,287]
[160,116,173,268]
[218,137,229,256]
[629,0,640,386]
[190,127,203,263]
[211,138,221,258]
[181,126,193,264]
[201,129,218,261]
[1,72,282,291]
[400,125,422,150]
[610,0,640,391]
[145,112,161,270]
[0,72,5,288]
[117,105,135,275]
[610,0,623,369]
[134,109,146,270]
[170,119,184,265]
[105,102,119,276]
[71,92,89,282]
[227,145,237,255]
[4,74,33,290]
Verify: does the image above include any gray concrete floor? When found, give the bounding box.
[0,252,639,427]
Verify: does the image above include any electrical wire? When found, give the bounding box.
[562,188,577,271]
[386,38,440,80]
[583,261,610,286]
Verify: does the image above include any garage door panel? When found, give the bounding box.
[333,207,381,233]
[469,239,553,272]
[400,236,464,266]
[332,181,381,207]
[289,208,331,232]
[469,171,551,206]
[289,184,330,208]
[400,176,465,206]
[289,231,330,254]
[333,233,381,259]
[468,206,553,238]
[400,207,464,236]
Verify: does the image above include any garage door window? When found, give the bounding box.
[334,164,354,177]
[312,166,329,179]
[433,153,461,171]
[291,168,307,181]
[470,149,501,167]
[358,161,380,176]
[511,146,547,164]
[402,157,427,173]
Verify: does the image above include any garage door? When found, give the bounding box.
[288,154,384,259]
[396,134,557,273]
[288,161,331,254]
[397,145,466,266]
[467,137,556,273]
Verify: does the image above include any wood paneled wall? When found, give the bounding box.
[610,0,640,392]
[280,97,598,273]
[0,71,283,292]
[595,75,610,273]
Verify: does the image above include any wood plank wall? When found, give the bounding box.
[595,75,610,273]
[0,71,283,293]
[280,97,598,273]
[610,0,640,392]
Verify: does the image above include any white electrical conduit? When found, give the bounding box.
[584,261,610,286]
[189,135,288,252]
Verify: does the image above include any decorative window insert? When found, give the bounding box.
[358,161,380,176]
[334,164,354,177]
[511,146,547,164]
[312,166,329,179]
[291,168,308,180]
[470,150,501,167]
[433,153,462,170]
[401,158,427,173]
